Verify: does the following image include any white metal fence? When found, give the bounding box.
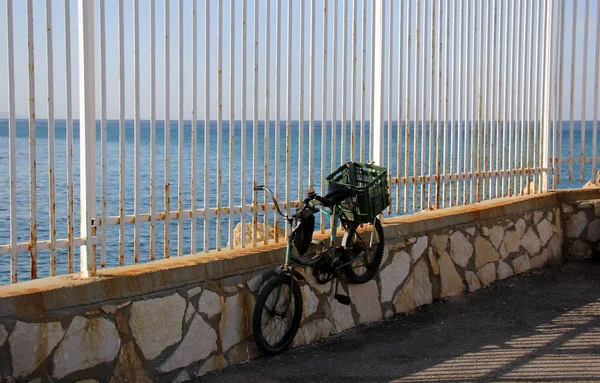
[0,0,598,283]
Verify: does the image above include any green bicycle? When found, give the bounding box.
[252,161,390,355]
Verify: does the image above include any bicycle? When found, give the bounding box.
[252,161,390,355]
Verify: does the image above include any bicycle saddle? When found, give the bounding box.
[323,183,352,206]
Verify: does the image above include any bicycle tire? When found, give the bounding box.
[343,217,385,284]
[252,274,303,355]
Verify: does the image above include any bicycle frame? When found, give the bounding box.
[253,185,347,270]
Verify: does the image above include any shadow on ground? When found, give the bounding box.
[197,260,600,382]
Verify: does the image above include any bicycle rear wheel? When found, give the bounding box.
[343,217,384,284]
[252,274,302,355]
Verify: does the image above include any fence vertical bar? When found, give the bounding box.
[542,0,554,191]
[332,0,337,174]
[64,0,74,273]
[387,0,393,213]
[191,0,198,253]
[228,0,235,248]
[165,0,171,257]
[450,0,456,206]
[150,0,157,259]
[568,0,577,184]
[557,0,566,184]
[308,0,315,188]
[396,0,404,213]
[217,0,223,249]
[403,0,410,212]
[351,0,357,161]
[46,0,57,274]
[274,0,281,242]
[134,0,141,262]
[321,0,329,233]
[27,0,37,279]
[285,0,292,234]
[78,0,96,277]
[360,0,366,163]
[264,0,271,245]
[456,0,464,206]
[241,0,248,246]
[178,0,184,255]
[7,0,17,282]
[252,0,258,247]
[298,0,305,203]
[592,0,600,181]
[580,0,590,183]
[341,0,347,164]
[414,0,420,210]
[420,0,427,210]
[372,0,384,167]
[99,0,107,267]
[428,0,436,209]
[203,0,209,252]
[118,0,125,264]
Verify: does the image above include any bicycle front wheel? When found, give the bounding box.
[343,217,385,284]
[252,274,302,355]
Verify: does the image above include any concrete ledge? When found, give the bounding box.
[0,191,566,319]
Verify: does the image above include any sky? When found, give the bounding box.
[0,0,598,122]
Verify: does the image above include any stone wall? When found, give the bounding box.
[561,199,600,259]
[0,191,589,383]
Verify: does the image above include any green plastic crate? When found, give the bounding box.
[326,162,390,223]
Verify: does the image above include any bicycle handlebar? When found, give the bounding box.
[253,185,289,220]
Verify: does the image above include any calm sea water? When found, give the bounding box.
[0,118,597,284]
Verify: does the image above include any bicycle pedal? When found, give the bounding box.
[334,294,351,305]
[311,239,327,246]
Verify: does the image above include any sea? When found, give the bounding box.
[0,118,597,284]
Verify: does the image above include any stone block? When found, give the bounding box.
[410,236,428,263]
[481,227,490,237]
[466,227,477,236]
[129,294,186,360]
[449,231,473,268]
[476,263,496,286]
[159,314,218,372]
[490,226,505,250]
[428,248,440,276]
[173,370,190,383]
[562,204,574,213]
[187,287,203,299]
[219,291,254,352]
[109,340,152,383]
[184,303,195,324]
[101,301,131,315]
[53,317,120,379]
[9,321,64,378]
[474,237,500,268]
[548,234,562,260]
[464,271,481,292]
[431,234,449,254]
[302,285,320,319]
[198,290,224,319]
[504,230,521,254]
[515,219,527,238]
[293,319,334,347]
[570,240,593,258]
[349,280,382,324]
[533,211,544,224]
[586,219,600,242]
[530,249,550,269]
[512,255,531,274]
[537,219,554,247]
[497,260,514,280]
[521,228,542,256]
[393,260,432,313]
[437,250,464,298]
[566,211,589,239]
[379,250,411,303]
[246,274,263,292]
[196,355,229,377]
[329,296,355,333]
[0,324,7,346]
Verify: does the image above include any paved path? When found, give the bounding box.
[197,260,600,382]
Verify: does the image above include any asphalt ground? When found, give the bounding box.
[197,259,600,383]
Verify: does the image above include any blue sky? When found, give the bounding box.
[0,0,598,121]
